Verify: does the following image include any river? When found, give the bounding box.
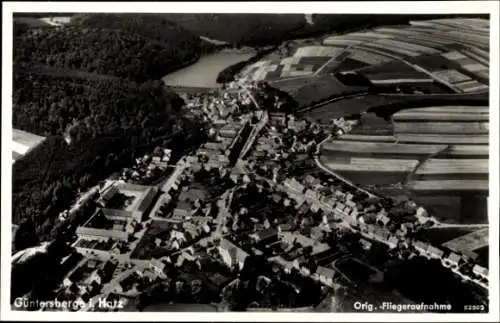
[162,49,256,88]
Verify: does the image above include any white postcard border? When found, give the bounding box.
[2,1,499,322]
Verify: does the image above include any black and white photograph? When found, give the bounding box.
[2,1,499,321]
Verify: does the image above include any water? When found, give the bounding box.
[162,50,256,88]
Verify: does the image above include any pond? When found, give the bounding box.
[162,49,256,88]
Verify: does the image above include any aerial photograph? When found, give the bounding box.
[8,10,492,314]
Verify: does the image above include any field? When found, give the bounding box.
[411,194,488,224]
[394,122,489,134]
[416,159,488,175]
[442,228,489,257]
[347,48,392,66]
[323,141,444,155]
[322,157,419,172]
[303,94,406,121]
[292,74,369,108]
[393,112,489,122]
[322,141,488,159]
[269,75,320,94]
[339,134,396,142]
[316,100,489,225]
[407,180,489,192]
[416,227,477,246]
[395,133,489,145]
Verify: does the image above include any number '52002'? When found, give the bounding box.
[464,304,486,312]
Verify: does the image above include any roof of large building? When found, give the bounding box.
[12,128,46,161]
[316,265,336,279]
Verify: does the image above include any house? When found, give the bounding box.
[173,207,190,219]
[218,239,249,270]
[472,264,488,280]
[377,212,391,227]
[310,227,324,241]
[320,197,336,213]
[271,193,282,204]
[348,207,359,218]
[298,204,310,216]
[400,222,414,235]
[310,201,321,213]
[304,175,321,187]
[415,206,428,222]
[345,200,357,208]
[269,112,287,125]
[387,235,399,249]
[219,126,239,139]
[315,266,336,287]
[446,252,462,267]
[272,256,294,274]
[251,228,278,243]
[334,202,345,214]
[293,195,307,208]
[427,245,444,259]
[369,225,388,242]
[414,241,429,255]
[359,239,373,251]
[283,177,305,194]
[277,223,294,233]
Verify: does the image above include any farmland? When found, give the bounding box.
[319,103,489,225]
[407,180,489,192]
[416,159,488,175]
[442,228,489,258]
[321,141,488,159]
[394,134,489,145]
[416,227,477,246]
[291,74,368,108]
[394,122,488,134]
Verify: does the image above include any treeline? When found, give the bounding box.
[14,25,202,82]
[12,71,198,243]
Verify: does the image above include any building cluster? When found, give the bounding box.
[40,43,490,311]
[74,182,157,255]
[187,120,250,171]
[121,148,172,184]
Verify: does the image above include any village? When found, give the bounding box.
[28,76,488,312]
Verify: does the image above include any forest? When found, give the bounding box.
[14,24,203,82]
[12,70,203,245]
[70,13,212,53]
